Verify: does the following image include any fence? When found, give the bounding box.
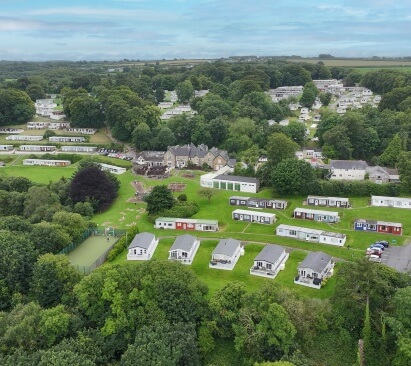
[59,228,126,275]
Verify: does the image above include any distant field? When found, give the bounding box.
[355,67,411,74]
[287,58,411,68]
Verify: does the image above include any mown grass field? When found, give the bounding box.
[2,164,410,298]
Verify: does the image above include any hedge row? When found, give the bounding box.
[106,225,140,262]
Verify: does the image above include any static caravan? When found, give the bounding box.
[293,207,340,223]
[168,234,200,265]
[295,252,334,289]
[65,128,97,135]
[266,199,288,210]
[276,224,346,246]
[0,145,13,151]
[306,195,350,208]
[49,122,70,130]
[155,217,219,232]
[49,136,86,143]
[232,209,276,225]
[319,231,346,246]
[127,232,159,261]
[23,159,71,167]
[19,145,56,152]
[27,122,49,129]
[370,196,411,209]
[209,238,242,270]
[99,163,127,175]
[354,219,402,235]
[247,198,268,209]
[229,196,250,206]
[6,135,43,141]
[61,146,98,153]
[250,244,289,279]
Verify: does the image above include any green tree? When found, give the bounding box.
[26,84,46,101]
[266,133,300,167]
[132,122,152,151]
[271,159,317,195]
[283,121,306,145]
[398,152,411,192]
[31,254,82,308]
[0,88,35,126]
[209,282,246,338]
[51,211,88,243]
[145,185,175,215]
[319,92,332,106]
[120,322,200,366]
[198,187,216,202]
[175,80,194,103]
[322,125,353,160]
[24,186,61,222]
[69,95,104,128]
[153,126,176,150]
[31,222,72,254]
[379,133,407,167]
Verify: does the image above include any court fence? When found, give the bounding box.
[59,227,126,274]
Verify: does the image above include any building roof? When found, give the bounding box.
[230,196,251,201]
[128,232,155,250]
[299,251,332,272]
[233,209,276,218]
[212,238,241,257]
[330,160,368,170]
[213,174,259,184]
[254,244,285,264]
[136,151,165,162]
[294,207,339,217]
[354,218,401,227]
[307,195,349,202]
[371,196,411,203]
[170,234,197,252]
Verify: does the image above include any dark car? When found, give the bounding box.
[375,240,389,248]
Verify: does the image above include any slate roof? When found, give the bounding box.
[170,234,197,252]
[136,151,165,162]
[298,251,332,273]
[330,160,368,170]
[128,232,155,250]
[213,174,259,184]
[212,238,241,257]
[254,244,285,264]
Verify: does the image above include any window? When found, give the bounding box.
[235,184,240,191]
[289,230,297,236]
[227,183,233,190]
[220,182,226,189]
[213,181,219,188]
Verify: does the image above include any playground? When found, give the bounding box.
[68,234,120,267]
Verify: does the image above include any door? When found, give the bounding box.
[315,200,318,205]
[240,215,243,220]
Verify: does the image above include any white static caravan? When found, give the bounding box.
[61,146,98,153]
[27,122,49,129]
[19,145,56,152]
[6,135,43,141]
[370,195,411,209]
[49,136,86,143]
[0,145,14,152]
[99,163,127,175]
[23,159,71,167]
[127,232,159,261]
[155,217,219,232]
[232,209,276,225]
[49,122,70,130]
[250,244,289,279]
[276,224,346,246]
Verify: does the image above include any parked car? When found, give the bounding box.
[368,254,382,263]
[370,243,385,251]
[375,240,389,248]
[366,247,382,256]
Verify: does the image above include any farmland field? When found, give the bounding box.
[286,58,411,67]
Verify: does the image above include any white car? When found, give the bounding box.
[368,254,382,263]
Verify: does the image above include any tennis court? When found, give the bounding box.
[68,235,119,267]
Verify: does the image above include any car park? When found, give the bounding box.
[370,243,385,251]
[375,240,389,248]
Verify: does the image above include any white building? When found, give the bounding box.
[370,196,411,209]
[276,224,346,246]
[99,163,127,175]
[23,159,71,167]
[6,135,43,141]
[49,136,86,143]
[232,209,276,224]
[200,173,259,193]
[329,160,368,180]
[250,244,289,279]
[209,238,242,270]
[19,145,56,152]
[0,145,14,152]
[61,146,98,153]
[295,251,334,289]
[168,234,200,265]
[127,232,159,260]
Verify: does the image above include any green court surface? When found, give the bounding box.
[68,235,119,267]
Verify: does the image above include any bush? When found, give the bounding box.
[177,194,187,202]
[107,225,140,261]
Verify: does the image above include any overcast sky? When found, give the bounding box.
[1,0,410,61]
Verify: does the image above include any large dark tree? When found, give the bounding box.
[69,166,118,212]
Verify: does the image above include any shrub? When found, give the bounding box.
[177,193,187,202]
[107,225,140,261]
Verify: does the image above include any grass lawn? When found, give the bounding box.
[3,165,411,298]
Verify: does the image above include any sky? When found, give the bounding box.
[0,0,410,61]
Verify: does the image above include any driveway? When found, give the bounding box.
[381,243,411,273]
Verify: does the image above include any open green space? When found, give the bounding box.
[68,234,119,267]
[3,164,411,298]
[286,58,411,68]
